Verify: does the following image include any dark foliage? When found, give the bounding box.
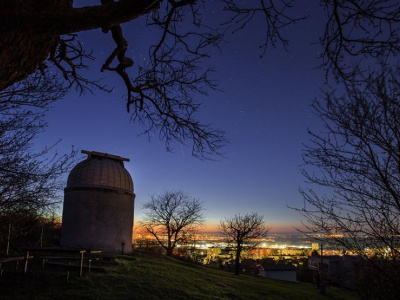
[0,211,61,255]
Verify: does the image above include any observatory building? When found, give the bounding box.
[60,150,135,254]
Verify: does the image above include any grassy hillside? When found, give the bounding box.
[0,251,355,299]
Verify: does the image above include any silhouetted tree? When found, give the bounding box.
[219,212,269,275]
[0,68,76,217]
[2,2,400,157]
[140,190,204,256]
[0,0,305,158]
[0,210,62,254]
[319,1,400,82]
[298,66,400,299]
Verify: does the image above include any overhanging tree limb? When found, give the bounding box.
[0,0,161,35]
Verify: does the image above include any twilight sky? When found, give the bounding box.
[36,1,329,233]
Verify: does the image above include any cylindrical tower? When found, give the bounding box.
[60,150,135,253]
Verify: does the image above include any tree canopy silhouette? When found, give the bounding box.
[219,212,269,275]
[0,69,76,216]
[140,190,204,256]
[0,0,303,159]
[297,66,400,299]
[2,1,397,157]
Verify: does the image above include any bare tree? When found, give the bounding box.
[0,51,76,250]
[0,0,304,159]
[297,66,400,299]
[320,0,400,82]
[0,69,76,216]
[140,190,204,256]
[0,210,62,254]
[219,212,269,275]
[1,1,400,157]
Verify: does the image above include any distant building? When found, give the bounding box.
[311,243,319,252]
[249,247,308,259]
[60,150,135,253]
[250,248,273,258]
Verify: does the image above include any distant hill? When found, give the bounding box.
[0,251,355,299]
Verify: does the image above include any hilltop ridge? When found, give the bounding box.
[0,251,354,299]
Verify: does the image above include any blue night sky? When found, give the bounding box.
[37,1,328,233]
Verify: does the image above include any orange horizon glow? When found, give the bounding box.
[133,220,303,234]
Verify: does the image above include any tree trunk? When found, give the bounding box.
[235,246,241,275]
[0,0,159,91]
[166,248,173,256]
[0,0,159,35]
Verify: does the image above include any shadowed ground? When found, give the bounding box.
[0,251,355,300]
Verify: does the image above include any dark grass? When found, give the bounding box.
[0,251,357,299]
